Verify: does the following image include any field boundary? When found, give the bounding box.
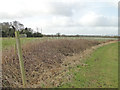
[52,40,118,88]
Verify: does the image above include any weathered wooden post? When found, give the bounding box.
[12,26,26,87]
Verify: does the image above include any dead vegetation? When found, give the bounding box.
[2,39,101,88]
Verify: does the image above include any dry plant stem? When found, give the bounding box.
[15,31,26,87]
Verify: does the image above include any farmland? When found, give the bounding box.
[1,37,117,49]
[1,37,118,88]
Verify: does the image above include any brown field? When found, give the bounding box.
[2,39,104,88]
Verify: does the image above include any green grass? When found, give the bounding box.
[1,37,41,50]
[60,42,118,88]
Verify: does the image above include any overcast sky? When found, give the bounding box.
[0,0,119,35]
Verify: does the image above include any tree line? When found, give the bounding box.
[0,21,43,37]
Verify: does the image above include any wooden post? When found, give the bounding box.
[15,31,26,87]
[14,43,17,55]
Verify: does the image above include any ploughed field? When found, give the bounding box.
[2,39,103,88]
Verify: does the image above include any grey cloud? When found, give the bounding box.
[0,1,117,28]
[0,1,85,19]
[94,16,117,27]
[50,16,117,27]
[0,11,37,19]
[50,2,75,16]
[0,13,16,19]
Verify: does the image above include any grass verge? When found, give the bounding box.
[60,42,118,88]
